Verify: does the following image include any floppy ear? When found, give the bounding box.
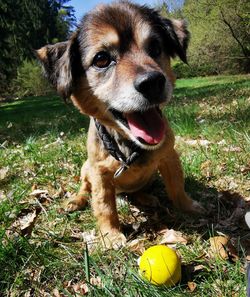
[36,32,83,98]
[160,18,190,63]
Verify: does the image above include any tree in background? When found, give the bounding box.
[0,0,76,96]
[160,0,250,76]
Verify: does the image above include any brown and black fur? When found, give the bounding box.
[37,1,204,248]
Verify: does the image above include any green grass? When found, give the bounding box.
[0,74,249,296]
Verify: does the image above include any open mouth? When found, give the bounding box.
[110,107,166,145]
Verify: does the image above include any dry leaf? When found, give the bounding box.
[187,281,197,292]
[218,139,227,146]
[70,229,99,253]
[193,264,206,272]
[184,139,211,147]
[90,276,103,288]
[74,175,80,182]
[241,167,250,175]
[159,229,188,246]
[81,229,96,242]
[7,122,13,128]
[209,235,239,262]
[0,140,8,148]
[223,146,242,152]
[6,207,41,238]
[53,288,67,297]
[209,236,229,259]
[127,239,146,254]
[65,280,89,296]
[0,167,9,180]
[52,185,67,199]
[201,160,213,179]
[29,188,52,204]
[30,189,48,196]
[0,191,6,202]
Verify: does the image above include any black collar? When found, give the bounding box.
[94,119,142,178]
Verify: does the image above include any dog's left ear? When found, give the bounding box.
[160,18,190,64]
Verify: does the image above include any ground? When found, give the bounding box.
[0,74,249,296]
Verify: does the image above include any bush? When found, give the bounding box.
[172,60,222,79]
[14,60,53,97]
[172,60,196,78]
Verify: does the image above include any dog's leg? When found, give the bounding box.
[66,160,91,212]
[91,171,126,249]
[158,149,204,214]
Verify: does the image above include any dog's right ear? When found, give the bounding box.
[36,32,83,98]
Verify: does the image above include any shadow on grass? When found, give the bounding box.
[124,176,249,256]
[173,78,249,103]
[0,95,89,144]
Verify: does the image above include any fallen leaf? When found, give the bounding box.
[29,188,52,204]
[240,162,250,175]
[90,276,103,288]
[0,191,6,202]
[7,122,13,128]
[29,189,48,196]
[81,229,96,242]
[71,229,99,253]
[74,175,80,182]
[52,185,67,199]
[159,229,188,246]
[201,160,213,179]
[127,239,145,254]
[44,137,64,149]
[209,236,229,260]
[6,207,41,238]
[0,140,8,148]
[24,290,32,297]
[217,139,227,146]
[228,180,238,190]
[0,167,9,180]
[185,139,211,147]
[64,280,89,296]
[53,288,67,297]
[193,264,206,272]
[187,281,197,292]
[209,235,239,262]
[223,146,242,152]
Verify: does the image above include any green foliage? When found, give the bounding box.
[0,0,76,97]
[14,60,53,97]
[160,0,250,77]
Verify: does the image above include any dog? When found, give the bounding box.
[37,1,204,248]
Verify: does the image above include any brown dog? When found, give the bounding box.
[37,1,203,248]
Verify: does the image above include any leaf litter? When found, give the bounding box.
[5,207,41,239]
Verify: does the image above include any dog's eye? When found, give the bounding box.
[148,40,162,58]
[92,51,113,69]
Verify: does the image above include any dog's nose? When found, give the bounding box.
[134,71,166,102]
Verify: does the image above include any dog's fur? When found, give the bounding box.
[37,1,203,248]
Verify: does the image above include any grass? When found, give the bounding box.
[0,74,249,296]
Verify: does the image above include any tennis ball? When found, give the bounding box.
[138,245,181,286]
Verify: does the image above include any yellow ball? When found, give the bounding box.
[139,245,181,286]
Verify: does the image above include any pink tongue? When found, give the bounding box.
[126,108,166,144]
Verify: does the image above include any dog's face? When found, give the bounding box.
[37,1,189,150]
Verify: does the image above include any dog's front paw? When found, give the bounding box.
[65,194,88,212]
[100,230,126,250]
